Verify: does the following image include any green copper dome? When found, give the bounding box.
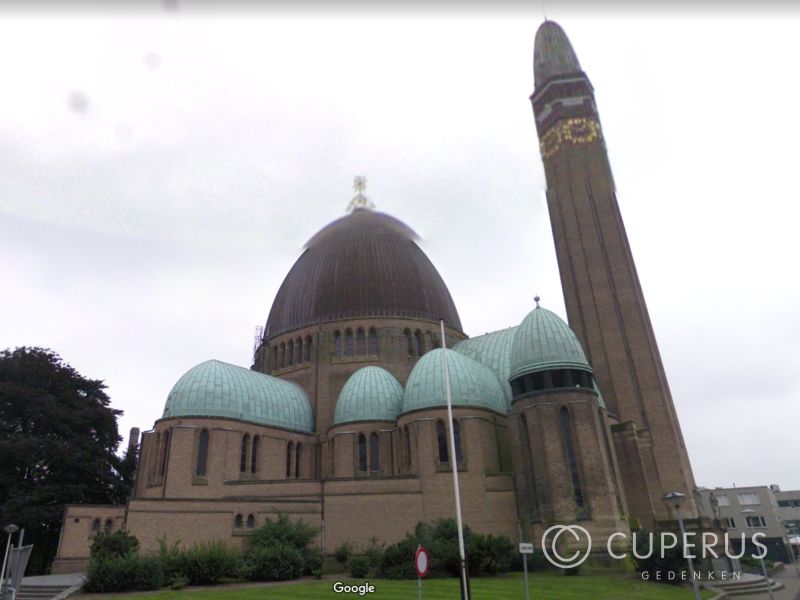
[333,366,404,425]
[453,326,518,403]
[509,305,591,381]
[402,349,508,415]
[162,360,314,433]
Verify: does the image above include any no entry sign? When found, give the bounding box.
[415,546,429,578]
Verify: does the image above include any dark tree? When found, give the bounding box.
[0,347,128,574]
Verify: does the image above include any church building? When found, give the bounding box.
[52,20,703,573]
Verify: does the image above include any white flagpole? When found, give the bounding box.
[440,319,470,600]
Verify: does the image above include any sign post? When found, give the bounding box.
[519,542,534,600]
[415,545,429,600]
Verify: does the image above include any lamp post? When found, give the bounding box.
[742,509,775,600]
[663,492,702,600]
[0,524,19,599]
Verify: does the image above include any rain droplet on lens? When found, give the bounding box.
[68,91,89,115]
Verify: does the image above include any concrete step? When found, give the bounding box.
[16,584,72,600]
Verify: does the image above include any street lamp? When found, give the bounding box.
[0,524,19,599]
[663,491,702,600]
[741,509,775,600]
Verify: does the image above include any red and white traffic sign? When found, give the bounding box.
[415,546,429,578]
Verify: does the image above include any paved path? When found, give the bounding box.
[736,568,800,599]
[20,573,85,588]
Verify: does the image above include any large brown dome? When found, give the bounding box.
[265,209,462,339]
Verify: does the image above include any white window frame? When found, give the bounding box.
[745,515,767,528]
[738,493,761,506]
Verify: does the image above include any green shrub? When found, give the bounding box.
[349,555,370,578]
[85,555,138,593]
[169,574,189,590]
[468,533,514,575]
[89,531,139,562]
[247,514,318,551]
[302,547,324,577]
[181,541,241,585]
[156,538,186,583]
[245,544,303,581]
[377,519,515,579]
[85,554,161,593]
[364,536,385,570]
[133,556,164,590]
[335,542,353,564]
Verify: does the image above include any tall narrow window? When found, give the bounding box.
[297,338,303,364]
[196,429,209,477]
[246,514,255,528]
[334,331,342,358]
[345,329,354,356]
[519,414,539,514]
[403,425,411,470]
[251,436,259,474]
[368,328,378,354]
[91,519,101,534]
[414,330,424,357]
[279,343,286,368]
[436,420,449,463]
[358,433,367,472]
[240,434,250,473]
[104,518,113,532]
[286,441,294,478]
[304,336,312,362]
[234,514,243,529]
[559,407,584,508]
[272,346,278,371]
[287,340,294,366]
[295,443,302,478]
[369,433,380,474]
[356,328,366,355]
[453,420,463,464]
[405,329,414,355]
[158,430,170,477]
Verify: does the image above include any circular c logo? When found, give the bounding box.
[541,525,592,569]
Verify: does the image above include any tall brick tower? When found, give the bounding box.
[530,21,698,524]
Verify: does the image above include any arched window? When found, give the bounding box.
[286,441,294,478]
[405,329,414,355]
[251,436,259,474]
[414,330,424,357]
[246,514,255,528]
[272,346,278,371]
[369,433,380,474]
[436,420,449,463]
[559,407,584,508]
[344,329,354,357]
[356,328,366,355]
[358,433,367,472]
[295,443,302,478]
[403,425,411,470]
[334,331,342,358]
[234,514,243,529]
[287,340,294,366]
[279,342,286,368]
[368,328,378,355]
[240,434,250,473]
[104,518,113,532]
[304,335,312,362]
[158,430,170,478]
[453,420,463,464]
[296,338,303,364]
[196,429,209,477]
[91,519,101,533]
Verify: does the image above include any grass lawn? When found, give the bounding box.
[87,573,715,599]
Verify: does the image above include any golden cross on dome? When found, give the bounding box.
[347,174,374,212]
[353,175,367,194]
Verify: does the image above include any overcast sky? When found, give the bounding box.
[1,4,798,492]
